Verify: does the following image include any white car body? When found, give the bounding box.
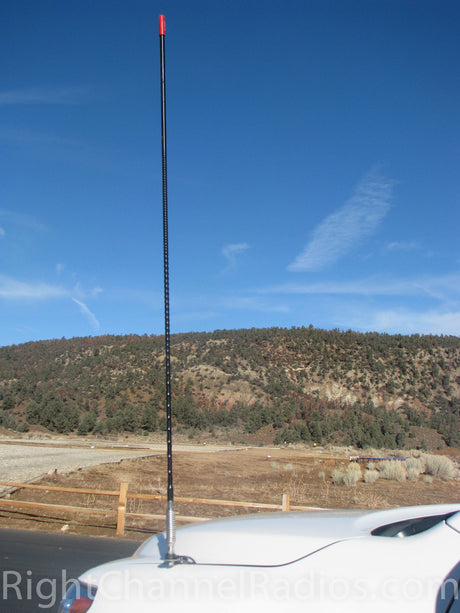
[61,504,460,613]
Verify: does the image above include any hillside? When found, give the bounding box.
[0,327,459,449]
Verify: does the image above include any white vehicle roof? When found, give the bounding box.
[80,504,460,613]
[134,503,460,565]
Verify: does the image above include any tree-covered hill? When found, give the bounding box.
[1,327,459,449]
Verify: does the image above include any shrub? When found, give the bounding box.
[332,464,362,486]
[343,462,362,485]
[331,469,345,485]
[406,467,421,481]
[424,455,456,480]
[378,460,407,482]
[364,469,380,484]
[405,457,424,481]
[410,453,426,471]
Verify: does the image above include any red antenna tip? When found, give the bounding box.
[159,15,166,36]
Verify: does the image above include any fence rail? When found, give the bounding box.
[0,481,320,536]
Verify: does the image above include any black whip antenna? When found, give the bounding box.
[159,14,176,563]
[158,14,194,569]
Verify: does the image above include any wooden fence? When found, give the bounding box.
[0,481,320,536]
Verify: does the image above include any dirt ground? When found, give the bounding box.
[0,445,459,540]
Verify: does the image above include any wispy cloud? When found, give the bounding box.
[344,307,460,336]
[411,273,460,302]
[0,227,5,238]
[257,273,460,299]
[288,169,393,272]
[0,210,48,233]
[387,241,419,252]
[0,126,90,153]
[0,86,89,106]
[258,278,417,297]
[0,274,104,304]
[221,243,249,271]
[0,275,68,300]
[253,271,460,335]
[218,295,290,313]
[72,298,100,331]
[174,292,290,320]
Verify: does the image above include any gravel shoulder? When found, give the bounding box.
[0,441,158,489]
[0,437,237,490]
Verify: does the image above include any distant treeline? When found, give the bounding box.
[0,326,459,448]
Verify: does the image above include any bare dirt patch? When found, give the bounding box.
[0,445,459,540]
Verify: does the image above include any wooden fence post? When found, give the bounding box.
[282,492,290,512]
[116,482,128,536]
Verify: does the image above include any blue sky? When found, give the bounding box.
[1,0,459,347]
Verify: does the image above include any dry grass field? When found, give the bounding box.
[0,444,459,539]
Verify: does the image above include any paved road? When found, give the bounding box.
[0,528,141,612]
